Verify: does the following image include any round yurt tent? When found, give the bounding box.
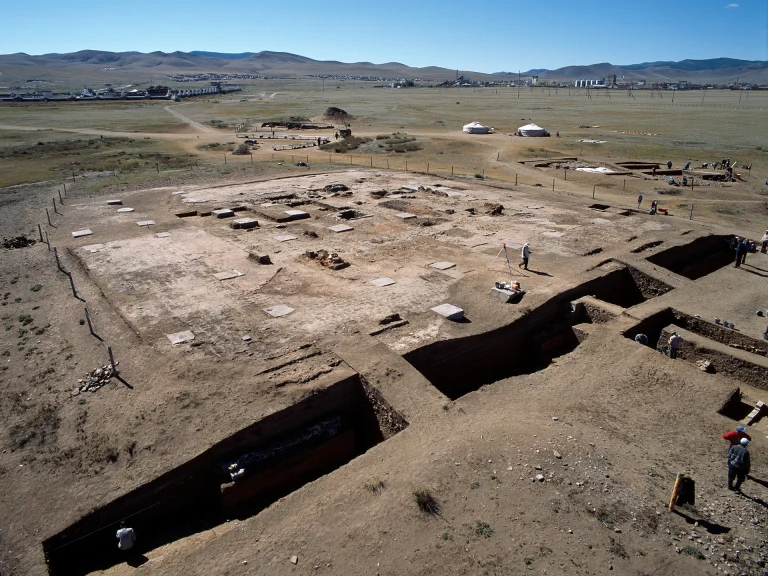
[463,121,491,134]
[518,123,550,137]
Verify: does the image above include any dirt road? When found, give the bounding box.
[164,105,217,134]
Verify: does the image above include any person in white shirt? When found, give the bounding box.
[668,332,683,359]
[519,243,532,270]
[116,523,136,551]
[761,230,768,253]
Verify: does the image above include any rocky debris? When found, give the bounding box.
[323,183,349,193]
[303,230,319,238]
[248,252,272,265]
[295,162,308,167]
[745,401,766,425]
[231,143,250,155]
[535,474,545,482]
[696,359,714,373]
[290,555,298,565]
[484,203,504,216]
[369,189,388,198]
[72,364,115,395]
[3,235,36,250]
[304,249,349,270]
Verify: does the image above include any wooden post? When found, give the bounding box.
[668,473,683,511]
[53,197,58,214]
[552,179,555,191]
[46,208,53,226]
[427,163,429,173]
[37,224,43,242]
[370,157,373,167]
[45,231,50,251]
[482,169,485,179]
[350,155,353,166]
[58,190,64,204]
[107,346,117,374]
[689,204,693,220]
[250,154,253,163]
[515,174,518,185]
[53,247,64,272]
[72,171,76,183]
[406,161,408,171]
[63,183,66,195]
[564,169,567,181]
[84,307,97,337]
[592,186,595,199]
[292,155,294,164]
[306,155,309,164]
[387,158,389,169]
[66,272,78,299]
[451,165,454,176]
[623,179,626,191]
[224,155,227,164]
[156,163,159,173]
[497,151,500,161]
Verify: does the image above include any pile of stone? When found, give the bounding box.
[3,236,36,250]
[72,364,115,395]
[484,203,504,216]
[324,184,349,193]
[305,249,349,270]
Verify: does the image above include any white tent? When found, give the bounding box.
[518,123,550,137]
[463,121,492,134]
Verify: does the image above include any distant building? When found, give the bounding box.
[574,78,606,88]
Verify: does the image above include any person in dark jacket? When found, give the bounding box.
[728,437,751,491]
[723,426,751,446]
[740,239,749,265]
[734,238,744,268]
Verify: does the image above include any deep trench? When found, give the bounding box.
[43,377,407,576]
[404,265,672,400]
[622,308,768,390]
[646,234,735,280]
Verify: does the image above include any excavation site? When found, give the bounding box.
[2,87,768,576]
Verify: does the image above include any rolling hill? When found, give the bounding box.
[1,50,766,90]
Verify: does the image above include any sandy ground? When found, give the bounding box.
[2,149,768,575]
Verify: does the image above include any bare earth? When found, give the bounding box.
[1,92,768,576]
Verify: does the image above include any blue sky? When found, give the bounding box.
[3,0,766,72]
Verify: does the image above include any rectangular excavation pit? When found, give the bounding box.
[646,234,735,280]
[623,309,768,390]
[403,268,674,400]
[42,376,407,576]
[588,261,673,308]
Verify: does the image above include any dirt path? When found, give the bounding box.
[164,106,217,134]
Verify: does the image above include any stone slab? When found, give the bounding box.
[155,232,171,238]
[328,224,353,233]
[117,207,135,213]
[284,209,309,218]
[445,190,465,198]
[370,277,396,287]
[212,209,235,219]
[274,235,298,242]
[490,287,526,303]
[167,330,195,345]
[171,190,187,195]
[230,218,259,229]
[431,303,464,321]
[136,220,156,227]
[213,270,245,281]
[264,305,295,318]
[72,229,93,238]
[430,261,456,270]
[82,244,106,253]
[106,199,123,205]
[395,213,416,220]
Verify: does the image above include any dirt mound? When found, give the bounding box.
[3,235,36,249]
[324,107,353,121]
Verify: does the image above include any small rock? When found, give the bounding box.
[614,528,622,533]
[535,474,545,482]
[554,451,562,459]
[552,416,559,421]
[290,556,298,565]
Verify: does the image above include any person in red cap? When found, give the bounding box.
[723,426,751,446]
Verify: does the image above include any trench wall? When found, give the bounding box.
[43,374,403,575]
[646,234,735,280]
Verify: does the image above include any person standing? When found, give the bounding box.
[723,425,751,446]
[519,243,531,270]
[735,237,744,268]
[637,194,643,209]
[727,438,751,491]
[761,230,768,254]
[116,522,136,552]
[740,238,748,265]
[668,332,683,359]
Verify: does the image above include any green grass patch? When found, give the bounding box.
[320,136,371,154]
